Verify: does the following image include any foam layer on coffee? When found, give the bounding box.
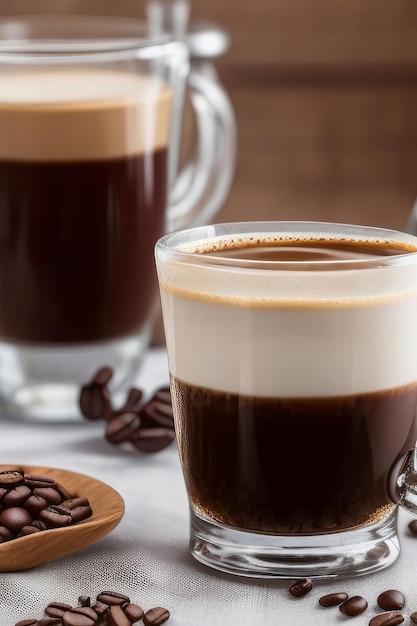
[0,69,172,161]
[158,237,417,398]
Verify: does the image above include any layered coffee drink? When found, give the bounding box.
[159,235,417,535]
[0,69,172,343]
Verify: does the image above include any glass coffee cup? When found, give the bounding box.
[0,15,236,421]
[155,221,417,578]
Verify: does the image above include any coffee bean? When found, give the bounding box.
[410,612,417,624]
[0,470,24,487]
[92,366,113,387]
[17,525,41,537]
[105,412,140,444]
[408,520,417,536]
[0,506,32,533]
[0,525,13,542]
[288,578,313,598]
[339,596,368,616]
[139,395,174,429]
[124,604,145,624]
[33,487,62,505]
[130,427,176,453]
[318,592,348,607]
[24,494,48,515]
[24,474,56,489]
[63,607,98,626]
[96,591,130,607]
[45,602,73,618]
[80,382,112,421]
[118,387,143,414]
[3,485,32,506]
[369,613,404,626]
[377,590,405,610]
[108,605,131,626]
[14,620,38,626]
[31,520,47,531]
[37,620,63,626]
[143,607,170,626]
[39,505,72,528]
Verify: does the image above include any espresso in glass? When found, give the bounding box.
[0,69,172,343]
[157,222,417,577]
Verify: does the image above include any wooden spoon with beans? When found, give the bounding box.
[0,465,124,572]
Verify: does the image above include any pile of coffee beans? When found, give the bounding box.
[288,549,417,626]
[79,368,175,453]
[0,470,92,542]
[14,591,170,626]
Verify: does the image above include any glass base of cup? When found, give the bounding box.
[189,507,400,579]
[0,326,152,422]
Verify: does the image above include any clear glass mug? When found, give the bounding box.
[0,15,236,421]
[155,221,417,579]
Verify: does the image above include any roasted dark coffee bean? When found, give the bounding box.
[92,366,113,387]
[80,382,112,421]
[288,578,313,598]
[17,525,41,537]
[369,613,404,626]
[37,620,63,626]
[0,525,13,542]
[69,505,93,524]
[61,497,90,510]
[105,412,141,444]
[118,387,143,414]
[108,605,131,626]
[24,494,48,515]
[130,427,175,453]
[39,505,72,527]
[0,506,32,533]
[139,395,174,429]
[377,590,405,610]
[63,607,98,626]
[91,601,109,617]
[124,604,145,624]
[339,596,368,616]
[45,602,73,618]
[411,612,417,624]
[143,607,170,626]
[3,485,32,506]
[96,591,130,607]
[14,620,38,626]
[319,592,349,607]
[24,474,56,489]
[33,487,62,505]
[408,519,417,535]
[0,470,24,487]
[31,519,47,531]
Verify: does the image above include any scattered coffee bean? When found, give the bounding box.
[411,612,417,624]
[96,591,130,607]
[79,371,176,454]
[288,578,313,598]
[339,596,368,616]
[143,607,170,626]
[369,612,404,626]
[377,590,405,611]
[318,592,348,607]
[408,519,417,536]
[14,591,170,626]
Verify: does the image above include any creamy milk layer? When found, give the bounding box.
[158,239,417,398]
[0,69,172,160]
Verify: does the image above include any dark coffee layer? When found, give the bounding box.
[171,377,417,534]
[0,150,167,343]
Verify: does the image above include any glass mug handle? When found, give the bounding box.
[166,69,237,231]
[388,447,417,516]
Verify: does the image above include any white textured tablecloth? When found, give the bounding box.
[1,347,417,626]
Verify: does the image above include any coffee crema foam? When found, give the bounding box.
[0,69,172,161]
[159,236,417,398]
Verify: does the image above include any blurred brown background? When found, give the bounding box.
[2,1,417,343]
[2,0,416,231]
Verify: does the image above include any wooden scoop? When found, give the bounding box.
[0,465,124,572]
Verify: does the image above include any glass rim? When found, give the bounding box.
[0,15,180,61]
[156,221,417,271]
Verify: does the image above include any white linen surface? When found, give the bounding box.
[0,347,416,626]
